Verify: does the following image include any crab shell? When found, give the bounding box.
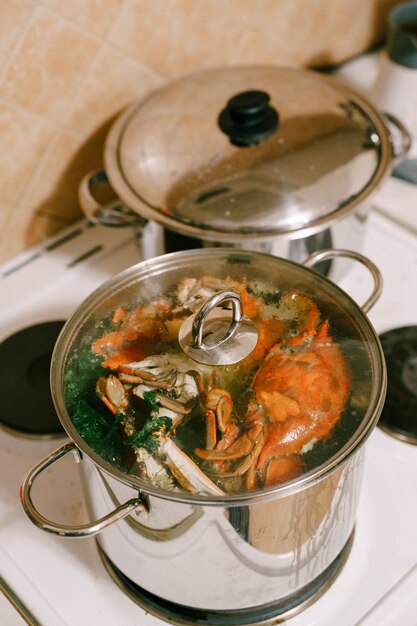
[252,330,351,472]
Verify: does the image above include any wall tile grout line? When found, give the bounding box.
[16,132,73,207]
[0,93,85,137]
[9,8,167,216]
[35,0,168,82]
[0,1,166,136]
[2,4,103,120]
[34,1,107,46]
[0,5,103,207]
[60,44,166,135]
[0,0,397,265]
[0,2,37,89]
[0,3,99,212]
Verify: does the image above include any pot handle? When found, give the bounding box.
[20,442,148,538]
[302,249,382,313]
[78,169,146,228]
[382,112,412,163]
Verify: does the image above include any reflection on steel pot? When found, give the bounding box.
[21,248,386,622]
[79,65,410,280]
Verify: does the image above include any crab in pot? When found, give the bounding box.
[91,274,351,494]
[96,356,224,496]
[195,294,351,491]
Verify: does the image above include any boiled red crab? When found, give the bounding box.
[195,297,351,491]
[96,358,223,495]
[90,276,351,494]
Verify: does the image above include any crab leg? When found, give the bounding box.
[205,408,217,450]
[118,373,175,388]
[204,388,222,450]
[157,394,191,414]
[119,364,176,381]
[219,431,264,478]
[159,438,224,495]
[119,359,177,383]
[96,357,227,494]
[203,388,241,452]
[195,423,263,461]
[127,365,223,494]
[188,369,205,399]
[135,447,177,492]
[132,371,198,417]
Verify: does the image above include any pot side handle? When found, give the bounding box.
[382,112,412,164]
[20,442,148,538]
[78,169,146,228]
[302,249,383,313]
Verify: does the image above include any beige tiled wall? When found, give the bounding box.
[0,0,401,262]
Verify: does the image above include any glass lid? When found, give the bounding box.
[106,66,390,241]
[52,249,385,502]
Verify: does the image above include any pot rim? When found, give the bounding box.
[51,248,387,506]
[103,65,393,242]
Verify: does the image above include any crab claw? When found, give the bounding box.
[263,455,303,486]
[96,375,128,414]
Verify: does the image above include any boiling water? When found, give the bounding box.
[64,276,369,496]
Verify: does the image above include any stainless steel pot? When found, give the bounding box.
[79,65,410,280]
[21,248,386,621]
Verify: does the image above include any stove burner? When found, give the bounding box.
[98,533,353,626]
[378,326,417,444]
[0,321,66,438]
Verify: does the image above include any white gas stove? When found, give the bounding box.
[0,170,417,626]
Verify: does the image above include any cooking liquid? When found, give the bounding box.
[64,277,370,496]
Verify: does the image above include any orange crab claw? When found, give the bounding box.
[96,375,128,414]
[264,455,303,486]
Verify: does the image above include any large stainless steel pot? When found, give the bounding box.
[21,248,386,622]
[79,65,410,280]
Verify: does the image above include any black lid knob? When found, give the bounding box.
[218,90,279,147]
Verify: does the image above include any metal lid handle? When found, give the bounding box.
[179,290,258,366]
[191,290,242,349]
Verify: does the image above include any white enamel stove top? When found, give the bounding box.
[0,180,417,626]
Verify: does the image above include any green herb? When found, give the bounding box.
[128,416,173,453]
[64,347,125,466]
[246,282,281,304]
[142,390,159,412]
